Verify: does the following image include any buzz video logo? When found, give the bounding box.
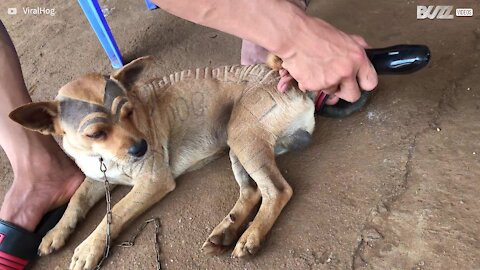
[417,5,473,19]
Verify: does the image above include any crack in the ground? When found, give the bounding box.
[352,235,367,269]
[350,80,456,269]
[351,134,418,270]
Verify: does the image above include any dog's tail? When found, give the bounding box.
[266,54,283,71]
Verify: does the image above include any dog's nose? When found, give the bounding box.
[128,139,148,157]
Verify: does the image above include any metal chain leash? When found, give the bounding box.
[95,157,112,270]
[118,218,162,270]
[95,158,162,270]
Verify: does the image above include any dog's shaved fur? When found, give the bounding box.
[9,56,316,269]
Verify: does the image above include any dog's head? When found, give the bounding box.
[9,56,153,163]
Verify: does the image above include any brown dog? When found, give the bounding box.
[9,56,316,269]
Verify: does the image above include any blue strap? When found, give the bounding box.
[144,0,158,10]
[78,0,124,69]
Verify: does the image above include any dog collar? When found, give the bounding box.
[314,92,328,112]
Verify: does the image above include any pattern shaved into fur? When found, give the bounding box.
[9,57,317,269]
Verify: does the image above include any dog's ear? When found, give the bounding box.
[9,101,62,135]
[266,53,283,71]
[111,56,153,89]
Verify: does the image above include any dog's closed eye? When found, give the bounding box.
[86,130,106,139]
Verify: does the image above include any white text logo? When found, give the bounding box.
[417,6,454,19]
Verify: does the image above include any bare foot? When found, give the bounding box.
[0,138,84,232]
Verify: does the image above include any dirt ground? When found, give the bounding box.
[0,0,479,269]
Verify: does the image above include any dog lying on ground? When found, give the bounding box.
[9,56,317,269]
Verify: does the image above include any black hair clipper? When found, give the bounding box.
[318,44,431,118]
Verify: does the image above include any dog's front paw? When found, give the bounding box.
[69,236,105,270]
[231,227,262,258]
[38,226,72,256]
[202,217,239,255]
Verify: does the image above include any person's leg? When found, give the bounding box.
[240,0,307,65]
[0,21,84,232]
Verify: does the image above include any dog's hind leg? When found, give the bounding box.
[202,150,261,255]
[227,127,293,258]
[38,178,113,256]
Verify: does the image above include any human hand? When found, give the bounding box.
[275,16,378,104]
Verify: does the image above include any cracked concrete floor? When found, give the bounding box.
[0,0,479,269]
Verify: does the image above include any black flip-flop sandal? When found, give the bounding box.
[0,204,67,269]
[317,44,431,117]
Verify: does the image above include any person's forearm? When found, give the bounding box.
[152,0,307,57]
[152,0,378,97]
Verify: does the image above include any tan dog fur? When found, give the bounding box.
[9,57,315,269]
